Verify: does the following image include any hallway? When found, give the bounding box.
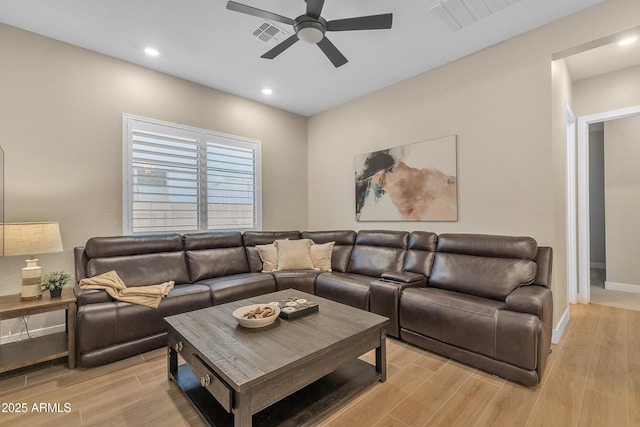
[590,268,640,311]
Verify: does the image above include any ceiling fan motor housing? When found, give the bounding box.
[294,16,327,44]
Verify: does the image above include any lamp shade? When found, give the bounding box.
[4,222,64,256]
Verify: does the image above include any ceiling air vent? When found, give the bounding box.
[251,21,291,44]
[427,0,523,32]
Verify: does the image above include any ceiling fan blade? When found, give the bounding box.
[226,1,295,26]
[326,13,393,31]
[306,0,325,19]
[261,34,299,59]
[317,37,348,68]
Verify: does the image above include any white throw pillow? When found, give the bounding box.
[310,241,335,272]
[256,243,278,273]
[276,239,314,270]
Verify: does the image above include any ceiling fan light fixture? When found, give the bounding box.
[296,21,325,44]
[226,1,392,67]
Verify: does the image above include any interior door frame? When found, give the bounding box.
[565,103,577,304]
[576,104,640,303]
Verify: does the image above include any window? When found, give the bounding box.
[122,114,261,234]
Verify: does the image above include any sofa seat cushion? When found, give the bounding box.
[162,283,213,305]
[271,270,319,294]
[401,288,504,361]
[315,272,372,310]
[198,273,276,305]
[400,287,540,370]
[77,284,212,349]
[118,284,212,342]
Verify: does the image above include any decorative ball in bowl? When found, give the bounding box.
[232,304,281,328]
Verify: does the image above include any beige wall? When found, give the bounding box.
[604,116,640,289]
[308,0,640,330]
[573,64,640,116]
[551,57,573,322]
[0,23,308,297]
[2,0,640,335]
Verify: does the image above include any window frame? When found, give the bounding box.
[122,113,262,235]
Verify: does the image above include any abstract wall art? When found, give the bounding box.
[355,135,457,221]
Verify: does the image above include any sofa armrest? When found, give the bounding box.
[505,285,552,320]
[370,277,426,338]
[74,283,111,306]
[506,284,553,380]
[381,271,425,284]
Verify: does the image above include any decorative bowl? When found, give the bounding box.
[232,303,281,328]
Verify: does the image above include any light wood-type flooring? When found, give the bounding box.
[0,303,638,426]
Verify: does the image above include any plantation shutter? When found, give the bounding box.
[130,128,200,233]
[206,139,258,230]
[123,115,261,234]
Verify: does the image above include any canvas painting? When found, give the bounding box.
[355,135,457,221]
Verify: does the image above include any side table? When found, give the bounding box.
[0,286,76,373]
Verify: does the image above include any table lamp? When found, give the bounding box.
[4,222,64,300]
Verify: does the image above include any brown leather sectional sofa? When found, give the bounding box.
[73,229,553,386]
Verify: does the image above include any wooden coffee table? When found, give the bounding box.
[165,289,388,427]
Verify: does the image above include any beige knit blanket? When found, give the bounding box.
[79,270,174,309]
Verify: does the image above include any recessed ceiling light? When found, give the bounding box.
[618,36,638,46]
[262,88,273,95]
[144,47,160,56]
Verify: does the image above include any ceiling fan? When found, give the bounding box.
[226,0,393,68]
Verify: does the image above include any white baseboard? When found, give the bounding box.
[590,262,606,269]
[0,323,65,345]
[552,307,570,344]
[604,281,640,294]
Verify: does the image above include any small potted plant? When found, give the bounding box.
[41,271,71,298]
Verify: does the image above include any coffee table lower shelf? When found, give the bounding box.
[171,358,379,427]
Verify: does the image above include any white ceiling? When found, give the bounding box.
[0,0,605,116]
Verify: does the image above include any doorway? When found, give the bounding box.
[576,104,640,303]
[555,25,640,310]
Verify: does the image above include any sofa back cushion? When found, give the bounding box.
[347,230,408,277]
[242,231,301,272]
[84,234,190,286]
[436,233,538,260]
[184,232,250,282]
[85,233,183,258]
[403,231,438,277]
[429,234,537,300]
[302,230,356,272]
[533,246,553,288]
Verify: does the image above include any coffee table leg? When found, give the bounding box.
[376,329,387,383]
[234,391,252,427]
[168,345,177,381]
